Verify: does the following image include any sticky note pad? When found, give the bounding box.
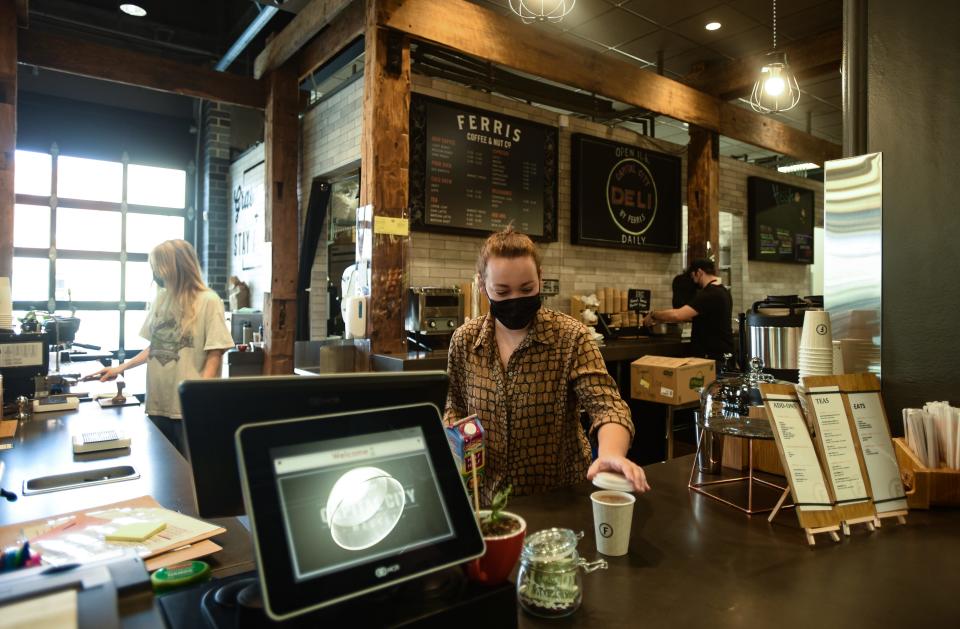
[106,521,167,542]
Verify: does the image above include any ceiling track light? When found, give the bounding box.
[749,0,800,114]
[508,0,576,25]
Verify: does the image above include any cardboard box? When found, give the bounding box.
[446,415,485,493]
[630,355,715,405]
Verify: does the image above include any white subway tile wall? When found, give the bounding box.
[297,73,823,338]
[301,78,363,338]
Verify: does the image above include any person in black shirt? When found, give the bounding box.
[643,259,734,362]
[671,272,698,308]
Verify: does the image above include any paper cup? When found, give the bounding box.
[0,277,12,319]
[800,310,833,350]
[833,347,845,373]
[591,490,635,556]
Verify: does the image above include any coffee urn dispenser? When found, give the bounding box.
[739,295,821,382]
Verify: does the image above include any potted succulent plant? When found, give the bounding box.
[467,485,527,586]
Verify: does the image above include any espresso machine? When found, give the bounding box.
[405,287,463,351]
[0,330,49,404]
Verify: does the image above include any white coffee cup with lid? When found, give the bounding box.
[590,490,636,556]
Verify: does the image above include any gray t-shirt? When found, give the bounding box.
[140,289,234,419]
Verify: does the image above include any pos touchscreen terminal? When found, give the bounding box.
[235,403,485,622]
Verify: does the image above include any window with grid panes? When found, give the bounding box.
[12,147,188,357]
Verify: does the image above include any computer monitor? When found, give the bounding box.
[179,371,449,518]
[236,403,484,621]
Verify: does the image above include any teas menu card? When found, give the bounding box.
[809,388,870,504]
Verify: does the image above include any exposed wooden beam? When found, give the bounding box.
[380,0,842,164]
[295,0,364,82]
[687,127,720,262]
[685,29,842,101]
[18,30,265,109]
[360,1,410,355]
[255,0,355,79]
[15,0,27,26]
[415,43,617,119]
[263,63,300,374]
[0,2,16,278]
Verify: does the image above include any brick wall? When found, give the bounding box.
[200,101,232,299]
[301,77,364,339]
[296,73,823,338]
[718,157,824,313]
[408,75,823,317]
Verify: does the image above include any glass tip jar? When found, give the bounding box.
[516,528,607,618]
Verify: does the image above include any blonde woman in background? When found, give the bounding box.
[90,239,234,456]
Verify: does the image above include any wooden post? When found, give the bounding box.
[0,0,16,279]
[686,126,719,262]
[359,0,410,355]
[263,63,300,374]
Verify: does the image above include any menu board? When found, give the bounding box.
[571,134,681,252]
[409,95,557,241]
[747,177,815,264]
[628,289,651,313]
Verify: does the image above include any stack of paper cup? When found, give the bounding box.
[0,277,13,331]
[798,310,834,378]
[832,340,845,375]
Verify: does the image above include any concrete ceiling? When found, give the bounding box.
[467,0,843,163]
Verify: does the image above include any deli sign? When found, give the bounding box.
[572,134,681,252]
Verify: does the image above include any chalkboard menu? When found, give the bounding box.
[628,289,651,313]
[571,134,681,252]
[409,95,557,241]
[747,177,815,264]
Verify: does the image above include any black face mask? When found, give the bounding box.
[154,275,165,288]
[488,294,541,330]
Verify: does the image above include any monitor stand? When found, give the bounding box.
[159,566,517,628]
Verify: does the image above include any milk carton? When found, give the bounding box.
[445,415,485,494]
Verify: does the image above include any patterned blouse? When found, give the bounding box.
[445,308,634,504]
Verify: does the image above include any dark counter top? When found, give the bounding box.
[0,401,255,579]
[370,336,691,372]
[511,460,960,627]
[0,403,196,524]
[4,400,955,628]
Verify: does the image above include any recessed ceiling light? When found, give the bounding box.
[705,21,722,31]
[119,3,147,17]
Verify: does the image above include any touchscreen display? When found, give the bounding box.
[272,427,456,582]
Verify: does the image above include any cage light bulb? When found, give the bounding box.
[764,76,786,97]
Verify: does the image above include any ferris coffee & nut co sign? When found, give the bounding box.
[571,134,681,252]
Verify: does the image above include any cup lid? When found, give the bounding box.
[592,471,634,492]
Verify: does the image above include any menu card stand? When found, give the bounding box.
[801,377,879,535]
[804,374,908,528]
[760,383,842,546]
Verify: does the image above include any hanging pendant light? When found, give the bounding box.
[749,0,800,113]
[508,1,577,25]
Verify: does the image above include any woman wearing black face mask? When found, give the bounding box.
[445,227,650,505]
